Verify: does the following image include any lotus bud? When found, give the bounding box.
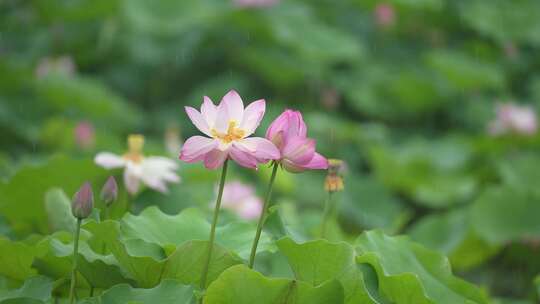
[100,176,118,206]
[324,159,345,192]
[72,182,94,219]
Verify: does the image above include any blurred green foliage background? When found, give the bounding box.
[1,0,540,302]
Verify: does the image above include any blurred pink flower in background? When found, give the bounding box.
[488,103,538,136]
[234,0,279,8]
[213,181,262,220]
[179,90,279,169]
[74,121,95,150]
[266,109,328,173]
[35,56,76,78]
[503,41,519,59]
[374,3,396,28]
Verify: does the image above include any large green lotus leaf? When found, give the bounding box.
[33,233,130,289]
[0,155,106,235]
[80,279,193,304]
[356,230,488,304]
[120,207,274,259]
[203,265,344,304]
[409,209,499,270]
[277,237,375,304]
[0,276,52,303]
[470,186,540,245]
[368,138,477,208]
[83,220,241,288]
[44,188,77,233]
[459,0,540,46]
[0,237,37,281]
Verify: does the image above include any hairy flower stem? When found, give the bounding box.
[69,218,82,304]
[320,192,334,238]
[199,159,229,302]
[248,162,279,268]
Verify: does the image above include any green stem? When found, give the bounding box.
[69,218,82,304]
[248,162,279,269]
[320,192,334,238]
[199,159,229,301]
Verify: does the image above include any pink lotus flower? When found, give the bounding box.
[213,181,263,220]
[266,110,328,173]
[488,102,538,136]
[179,90,279,169]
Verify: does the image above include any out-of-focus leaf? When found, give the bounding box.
[0,155,106,235]
[409,209,498,270]
[426,50,504,91]
[203,265,344,304]
[44,188,77,233]
[342,174,411,233]
[356,230,489,304]
[0,276,52,303]
[460,0,540,46]
[368,138,477,208]
[470,186,540,245]
[0,237,37,281]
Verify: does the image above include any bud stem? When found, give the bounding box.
[69,218,82,304]
[248,162,279,269]
[320,192,334,238]
[199,159,229,303]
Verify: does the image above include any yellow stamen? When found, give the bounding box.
[123,134,145,163]
[211,121,245,144]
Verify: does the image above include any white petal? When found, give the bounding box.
[95,152,126,169]
[124,167,141,195]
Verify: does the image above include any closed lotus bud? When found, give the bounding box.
[72,182,94,219]
[100,176,118,206]
[324,159,345,192]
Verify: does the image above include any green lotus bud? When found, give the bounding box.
[100,176,118,206]
[72,182,94,219]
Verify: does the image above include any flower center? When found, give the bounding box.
[123,134,144,163]
[211,120,245,144]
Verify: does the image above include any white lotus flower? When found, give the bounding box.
[95,135,180,195]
